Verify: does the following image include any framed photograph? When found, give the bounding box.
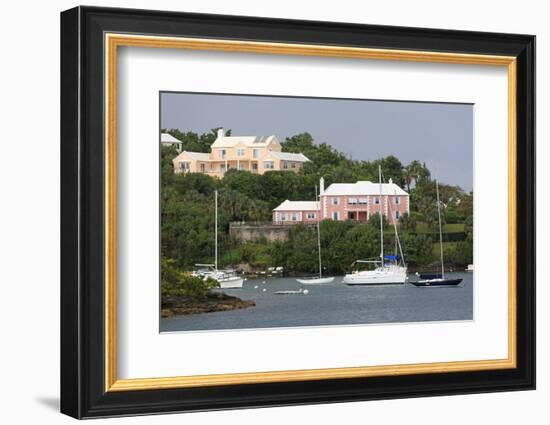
[60,6,535,419]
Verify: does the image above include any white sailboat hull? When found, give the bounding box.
[296,276,335,285]
[196,270,244,289]
[343,266,407,285]
[217,276,244,289]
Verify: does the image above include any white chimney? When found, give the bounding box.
[319,177,325,195]
[389,178,393,184]
[217,128,225,138]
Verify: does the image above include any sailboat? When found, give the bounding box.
[343,166,407,285]
[194,190,244,289]
[296,184,335,285]
[411,181,463,287]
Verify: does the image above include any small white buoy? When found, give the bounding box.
[262,288,267,292]
[254,285,258,289]
[262,280,266,284]
[303,289,309,295]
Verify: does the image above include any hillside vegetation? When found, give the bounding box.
[161,129,473,275]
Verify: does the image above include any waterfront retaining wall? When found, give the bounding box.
[229,222,314,242]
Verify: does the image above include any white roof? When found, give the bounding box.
[174,151,211,161]
[273,200,319,212]
[322,181,408,196]
[268,151,310,162]
[161,133,181,144]
[211,135,280,148]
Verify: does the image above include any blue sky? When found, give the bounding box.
[161,92,473,191]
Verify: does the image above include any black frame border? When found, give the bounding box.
[60,6,535,419]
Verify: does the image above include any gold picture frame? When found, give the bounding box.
[105,34,517,392]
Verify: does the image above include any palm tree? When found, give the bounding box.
[405,160,431,189]
[402,165,414,192]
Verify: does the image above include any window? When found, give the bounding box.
[348,198,357,205]
[395,196,400,204]
[252,163,258,172]
[332,211,340,220]
[253,148,260,159]
[179,161,190,171]
[332,197,340,205]
[358,198,368,205]
[199,163,205,173]
[237,148,245,157]
[395,210,400,219]
[280,213,287,221]
[219,149,226,159]
[291,213,299,221]
[238,163,245,170]
[307,212,316,219]
[374,196,380,205]
[282,161,288,169]
[264,161,274,170]
[291,162,296,169]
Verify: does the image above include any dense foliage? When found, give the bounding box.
[160,130,473,275]
[160,258,219,300]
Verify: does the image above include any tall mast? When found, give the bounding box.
[214,190,218,271]
[391,189,406,267]
[379,165,384,265]
[436,181,444,277]
[316,184,322,278]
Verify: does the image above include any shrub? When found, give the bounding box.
[161,258,219,300]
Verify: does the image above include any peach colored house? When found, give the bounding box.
[170,129,310,178]
[273,178,409,225]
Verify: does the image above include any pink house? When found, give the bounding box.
[273,178,409,225]
[272,200,320,224]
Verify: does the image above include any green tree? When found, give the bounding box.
[402,234,434,266]
[161,257,219,300]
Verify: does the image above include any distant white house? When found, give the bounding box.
[161,133,183,152]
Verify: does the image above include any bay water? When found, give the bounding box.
[160,272,473,332]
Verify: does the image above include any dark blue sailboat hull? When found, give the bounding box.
[410,278,463,287]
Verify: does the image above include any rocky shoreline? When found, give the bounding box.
[161,292,255,318]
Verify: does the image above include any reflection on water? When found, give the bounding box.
[160,272,473,332]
